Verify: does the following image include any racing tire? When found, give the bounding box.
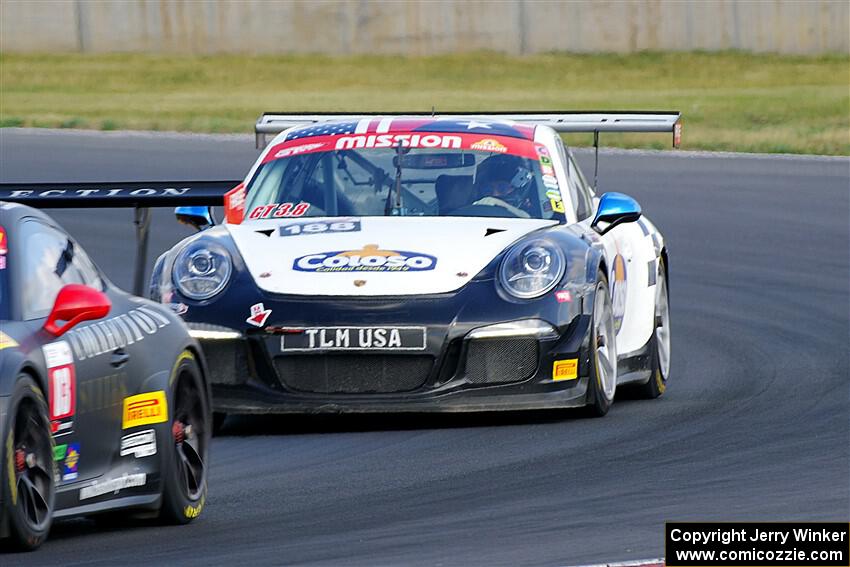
[1,375,55,551]
[584,273,618,417]
[159,351,210,525]
[635,257,670,399]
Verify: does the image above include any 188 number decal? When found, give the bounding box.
[279,220,361,237]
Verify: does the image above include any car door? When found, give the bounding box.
[563,148,657,356]
[17,217,120,483]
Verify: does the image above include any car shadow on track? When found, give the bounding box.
[216,385,652,436]
[219,409,574,436]
[35,397,651,547]
[24,514,168,546]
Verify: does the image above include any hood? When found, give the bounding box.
[226,216,557,296]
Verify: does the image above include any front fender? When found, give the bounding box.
[149,252,168,302]
[0,348,37,398]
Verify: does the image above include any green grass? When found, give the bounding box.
[1,51,848,155]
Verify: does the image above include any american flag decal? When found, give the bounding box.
[285,122,358,141]
[283,118,535,142]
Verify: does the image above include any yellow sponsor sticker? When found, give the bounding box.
[552,359,578,381]
[122,391,168,429]
[470,138,508,153]
[0,331,18,350]
[550,199,565,213]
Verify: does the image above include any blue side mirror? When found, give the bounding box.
[175,206,215,231]
[591,192,642,235]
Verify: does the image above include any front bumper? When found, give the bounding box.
[179,271,597,414]
[196,311,594,414]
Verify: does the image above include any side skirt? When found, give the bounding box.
[54,493,161,519]
[616,341,652,386]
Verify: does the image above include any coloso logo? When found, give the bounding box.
[293,244,437,273]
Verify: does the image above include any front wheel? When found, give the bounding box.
[1,375,55,551]
[585,274,618,417]
[159,352,210,524]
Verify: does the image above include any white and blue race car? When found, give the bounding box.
[149,112,678,420]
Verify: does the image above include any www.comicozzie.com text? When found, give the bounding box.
[670,527,847,546]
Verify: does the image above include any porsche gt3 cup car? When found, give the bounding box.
[145,111,675,423]
[0,203,211,550]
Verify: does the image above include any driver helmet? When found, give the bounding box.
[474,154,534,207]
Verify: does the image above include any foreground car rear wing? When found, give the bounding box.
[0,180,240,295]
[254,110,682,149]
[0,181,238,208]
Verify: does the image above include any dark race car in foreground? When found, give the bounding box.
[0,202,211,550]
[149,111,677,424]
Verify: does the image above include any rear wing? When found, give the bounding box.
[254,110,683,149]
[0,180,240,295]
[0,180,238,208]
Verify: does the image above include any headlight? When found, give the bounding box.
[172,241,232,300]
[498,239,565,299]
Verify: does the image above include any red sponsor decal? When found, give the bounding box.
[0,226,7,255]
[555,290,572,303]
[43,341,76,427]
[48,365,76,420]
[127,398,159,413]
[274,142,325,158]
[224,183,246,224]
[246,303,272,327]
[247,202,310,220]
[262,132,541,164]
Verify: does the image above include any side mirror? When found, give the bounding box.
[591,192,642,235]
[44,284,111,336]
[175,206,216,231]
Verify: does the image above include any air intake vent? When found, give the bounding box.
[276,355,433,393]
[465,338,539,384]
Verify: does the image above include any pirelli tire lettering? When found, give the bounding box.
[184,494,205,519]
[65,306,171,361]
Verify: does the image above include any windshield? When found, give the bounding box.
[245,132,566,221]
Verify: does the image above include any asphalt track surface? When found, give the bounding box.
[1,129,848,566]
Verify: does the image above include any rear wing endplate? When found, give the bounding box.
[0,180,239,295]
[255,110,682,149]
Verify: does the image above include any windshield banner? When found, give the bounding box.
[262,132,541,164]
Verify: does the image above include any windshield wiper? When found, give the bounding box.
[385,141,405,216]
